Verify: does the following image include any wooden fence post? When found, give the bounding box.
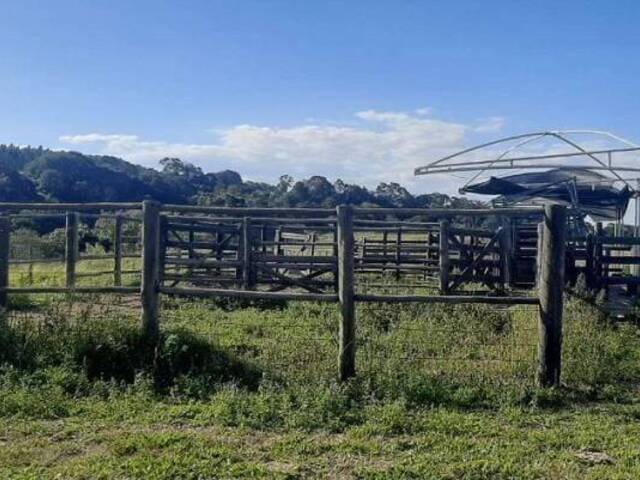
[585,233,594,289]
[65,212,79,288]
[141,200,161,340]
[337,204,355,381]
[537,204,566,388]
[535,222,544,289]
[500,218,513,289]
[395,227,402,280]
[274,227,282,276]
[215,230,223,276]
[332,227,339,292]
[114,214,123,286]
[0,215,10,311]
[382,230,388,274]
[595,222,604,290]
[439,220,450,294]
[242,217,253,289]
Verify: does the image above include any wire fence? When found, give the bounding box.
[4,287,636,393]
[357,302,538,386]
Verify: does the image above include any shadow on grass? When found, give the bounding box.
[0,312,264,396]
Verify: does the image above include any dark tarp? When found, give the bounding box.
[460,168,631,220]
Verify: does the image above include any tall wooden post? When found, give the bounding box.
[382,230,388,274]
[274,228,282,276]
[260,225,267,254]
[585,233,594,289]
[536,222,544,289]
[439,220,450,294]
[141,200,161,340]
[500,219,513,289]
[114,214,123,286]
[337,204,355,381]
[215,230,223,276]
[0,215,10,310]
[633,189,640,290]
[395,227,402,280]
[537,204,566,388]
[236,221,245,286]
[65,212,79,288]
[242,217,253,289]
[595,222,604,290]
[332,227,339,292]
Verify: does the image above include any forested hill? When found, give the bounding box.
[0,144,483,209]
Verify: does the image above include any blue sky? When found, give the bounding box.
[2,0,640,192]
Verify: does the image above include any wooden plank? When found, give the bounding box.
[159,285,338,302]
[164,215,337,226]
[355,293,538,304]
[167,223,239,234]
[164,257,242,267]
[0,202,141,211]
[162,205,335,216]
[601,256,640,265]
[257,264,326,294]
[603,276,640,285]
[1,286,138,294]
[354,206,544,217]
[596,236,640,245]
[449,227,496,238]
[254,254,336,264]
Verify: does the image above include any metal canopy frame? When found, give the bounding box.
[414,130,640,190]
[414,130,640,236]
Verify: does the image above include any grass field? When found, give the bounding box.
[2,261,640,478]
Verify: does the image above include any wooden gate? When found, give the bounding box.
[160,215,338,293]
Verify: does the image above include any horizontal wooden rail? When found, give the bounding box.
[354,220,439,227]
[79,213,142,222]
[449,227,495,237]
[353,206,545,217]
[159,286,338,302]
[0,286,139,294]
[355,293,539,304]
[601,256,640,265]
[597,236,640,245]
[9,213,66,219]
[164,258,243,268]
[164,215,337,225]
[254,254,336,263]
[162,205,336,216]
[9,258,64,264]
[0,202,141,211]
[603,276,640,285]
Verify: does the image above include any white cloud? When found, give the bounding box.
[60,133,140,144]
[474,116,505,133]
[58,109,502,193]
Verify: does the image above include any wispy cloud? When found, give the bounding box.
[474,116,505,133]
[58,109,505,193]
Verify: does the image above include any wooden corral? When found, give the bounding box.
[4,200,632,387]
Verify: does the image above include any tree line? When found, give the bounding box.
[0,144,483,210]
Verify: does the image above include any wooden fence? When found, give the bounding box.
[0,201,568,386]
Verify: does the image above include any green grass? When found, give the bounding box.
[2,284,640,477]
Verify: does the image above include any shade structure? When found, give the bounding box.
[461,168,632,221]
